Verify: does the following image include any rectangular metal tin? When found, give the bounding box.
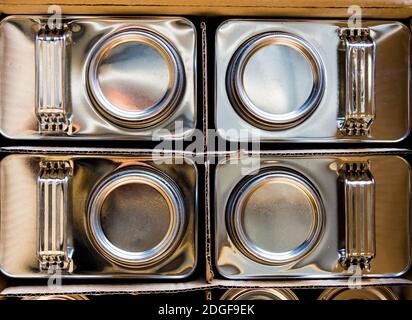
[215,152,411,278]
[0,152,198,279]
[0,16,197,140]
[215,20,410,142]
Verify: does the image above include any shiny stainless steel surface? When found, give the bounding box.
[338,28,376,136]
[318,287,399,300]
[0,153,197,278]
[226,169,324,265]
[0,16,196,139]
[226,32,325,130]
[215,153,411,278]
[338,162,376,271]
[216,20,410,142]
[36,27,71,133]
[86,28,185,128]
[37,160,74,273]
[87,168,186,268]
[221,288,299,300]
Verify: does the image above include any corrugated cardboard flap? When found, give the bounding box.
[0,0,412,18]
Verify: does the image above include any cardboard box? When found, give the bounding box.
[0,0,412,297]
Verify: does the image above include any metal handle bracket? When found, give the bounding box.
[338,161,375,271]
[35,25,71,134]
[37,160,74,272]
[338,28,376,136]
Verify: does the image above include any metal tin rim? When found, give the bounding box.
[22,295,89,300]
[226,32,325,130]
[86,28,185,128]
[220,288,299,300]
[87,167,186,268]
[318,287,399,300]
[226,168,324,265]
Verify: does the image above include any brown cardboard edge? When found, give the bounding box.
[205,160,214,283]
[1,146,410,156]
[0,146,194,156]
[0,0,410,6]
[0,280,212,297]
[209,278,412,289]
[213,148,412,158]
[3,279,412,297]
[201,20,214,284]
[0,2,412,18]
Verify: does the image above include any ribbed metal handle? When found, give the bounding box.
[338,162,375,271]
[338,28,375,136]
[37,160,73,272]
[35,25,71,134]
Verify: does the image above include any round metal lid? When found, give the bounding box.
[318,288,399,300]
[226,32,325,130]
[226,168,324,265]
[221,288,299,300]
[86,28,185,128]
[87,167,185,268]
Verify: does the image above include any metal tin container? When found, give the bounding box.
[0,152,197,278]
[220,288,298,300]
[216,20,410,142]
[318,287,399,300]
[0,16,196,139]
[215,152,411,278]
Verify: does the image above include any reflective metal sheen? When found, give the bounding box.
[215,152,411,278]
[221,288,299,300]
[87,168,186,268]
[226,169,324,265]
[87,28,185,128]
[0,152,197,278]
[226,32,324,130]
[216,20,410,142]
[0,16,196,140]
[318,287,399,300]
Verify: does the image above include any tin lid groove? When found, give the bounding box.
[87,167,186,268]
[86,28,185,128]
[226,32,325,130]
[226,168,324,265]
[221,288,299,300]
[318,287,399,300]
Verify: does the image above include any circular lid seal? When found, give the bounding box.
[87,167,185,268]
[86,28,185,128]
[221,288,299,300]
[226,32,325,130]
[318,287,399,300]
[226,168,324,265]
